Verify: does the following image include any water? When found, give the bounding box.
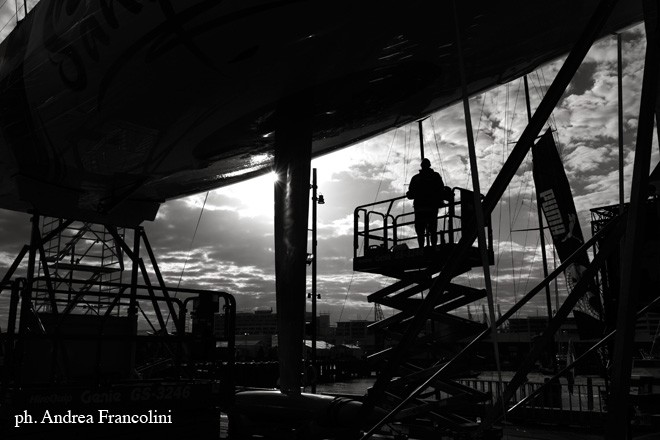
[311,372,604,395]
[309,373,608,414]
[310,377,376,395]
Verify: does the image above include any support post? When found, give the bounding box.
[418,119,425,160]
[311,168,318,394]
[129,227,141,375]
[129,228,141,318]
[141,230,182,333]
[3,281,20,385]
[37,244,58,314]
[137,258,168,332]
[618,33,625,213]
[606,0,659,437]
[274,93,312,395]
[0,245,28,287]
[453,0,503,413]
[20,214,39,332]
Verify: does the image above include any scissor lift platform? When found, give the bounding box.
[354,242,486,279]
[353,188,493,278]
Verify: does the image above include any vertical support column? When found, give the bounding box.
[129,227,141,374]
[4,281,20,385]
[524,76,554,324]
[617,33,625,213]
[0,245,28,286]
[141,231,181,333]
[452,0,502,407]
[311,168,318,394]
[20,214,39,332]
[418,119,425,160]
[274,93,312,396]
[606,0,659,437]
[130,227,141,317]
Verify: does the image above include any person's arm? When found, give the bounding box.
[436,174,446,199]
[407,176,416,199]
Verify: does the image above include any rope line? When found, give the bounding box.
[430,117,448,181]
[164,191,210,327]
[374,128,399,202]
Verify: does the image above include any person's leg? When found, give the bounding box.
[429,209,439,247]
[414,213,425,248]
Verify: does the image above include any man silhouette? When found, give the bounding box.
[406,158,446,248]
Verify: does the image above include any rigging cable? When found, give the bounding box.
[164,191,210,328]
[430,117,449,183]
[463,94,488,189]
[340,128,400,322]
[506,81,518,304]
[494,79,523,305]
[374,128,399,202]
[494,82,509,303]
[538,68,566,158]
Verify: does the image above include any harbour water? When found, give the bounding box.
[306,373,613,439]
[311,372,605,393]
[313,377,375,395]
[309,372,610,415]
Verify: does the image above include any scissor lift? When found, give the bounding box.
[353,187,496,438]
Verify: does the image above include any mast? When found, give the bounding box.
[418,119,425,160]
[617,33,625,214]
[524,75,554,323]
[311,168,318,394]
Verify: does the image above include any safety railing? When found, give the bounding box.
[453,377,608,414]
[353,187,493,258]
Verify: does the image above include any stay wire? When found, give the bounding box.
[506,83,518,304]
[463,94,488,189]
[342,129,399,323]
[164,191,210,328]
[374,128,399,202]
[430,117,448,181]
[337,272,356,323]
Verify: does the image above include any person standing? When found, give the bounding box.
[406,158,446,248]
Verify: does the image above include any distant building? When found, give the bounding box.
[334,320,375,351]
[507,316,556,337]
[214,308,331,340]
[235,309,278,335]
[498,316,579,343]
[317,313,331,339]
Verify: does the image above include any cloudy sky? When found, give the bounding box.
[0,5,656,330]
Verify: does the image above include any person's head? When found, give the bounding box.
[421,158,431,169]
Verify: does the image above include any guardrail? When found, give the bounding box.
[353,187,493,258]
[453,377,608,414]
